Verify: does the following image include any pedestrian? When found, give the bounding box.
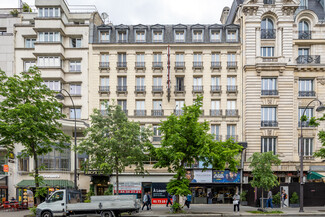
[233,192,240,212]
[208,191,213,204]
[166,193,173,207]
[185,193,192,209]
[142,192,149,211]
[281,189,287,208]
[172,194,176,204]
[266,190,273,208]
[147,192,152,210]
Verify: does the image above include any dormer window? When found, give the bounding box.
[118,31,127,43]
[192,30,203,42]
[210,30,221,42]
[38,8,60,18]
[227,30,237,42]
[136,31,146,42]
[153,31,163,42]
[175,30,185,42]
[100,31,110,42]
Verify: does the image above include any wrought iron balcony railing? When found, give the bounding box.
[175,85,185,92]
[152,62,163,69]
[227,61,237,69]
[151,109,164,116]
[299,91,316,97]
[152,85,163,92]
[211,61,221,69]
[175,62,185,68]
[261,29,276,39]
[227,85,237,92]
[174,109,184,116]
[211,85,221,92]
[298,121,314,128]
[210,109,222,117]
[99,86,110,92]
[213,135,222,141]
[99,62,110,68]
[296,55,320,64]
[117,62,127,68]
[261,121,278,127]
[226,135,238,141]
[261,90,278,96]
[135,85,146,92]
[264,0,275,4]
[152,136,162,142]
[298,31,311,39]
[135,62,145,68]
[193,61,203,68]
[134,110,146,116]
[193,85,203,92]
[226,109,238,116]
[116,86,127,92]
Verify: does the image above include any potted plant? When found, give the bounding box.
[10,9,19,17]
[240,190,248,206]
[290,192,299,207]
[272,192,281,208]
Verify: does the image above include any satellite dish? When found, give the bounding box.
[101,12,108,23]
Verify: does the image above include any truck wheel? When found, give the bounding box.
[41,211,52,217]
[101,211,114,217]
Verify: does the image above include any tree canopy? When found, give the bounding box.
[78,102,152,194]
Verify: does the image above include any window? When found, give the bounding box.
[261,47,274,57]
[39,32,60,42]
[175,100,185,115]
[192,30,203,42]
[176,77,184,91]
[70,38,81,48]
[38,148,70,171]
[0,27,7,35]
[211,76,220,86]
[261,107,277,127]
[153,53,162,63]
[153,31,163,42]
[153,100,162,110]
[298,138,313,156]
[100,31,110,42]
[193,53,202,63]
[117,100,127,111]
[43,80,61,91]
[261,78,277,95]
[261,18,275,39]
[298,108,313,127]
[101,54,109,63]
[69,61,81,72]
[175,30,185,42]
[101,77,109,87]
[227,100,236,111]
[261,137,276,154]
[211,53,220,62]
[25,38,36,48]
[118,53,127,63]
[18,155,29,172]
[38,8,60,17]
[136,100,145,111]
[210,30,221,42]
[136,31,146,42]
[117,31,127,42]
[153,77,162,87]
[24,61,36,71]
[0,151,7,175]
[227,125,236,139]
[153,125,161,137]
[228,53,236,62]
[298,20,311,39]
[227,30,237,42]
[100,101,109,113]
[37,56,61,67]
[70,84,81,96]
[211,125,220,140]
[210,100,221,116]
[70,108,81,119]
[136,53,145,65]
[299,79,314,97]
[227,77,236,86]
[136,77,145,91]
[117,76,127,91]
[176,53,184,62]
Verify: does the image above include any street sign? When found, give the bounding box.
[3,164,9,172]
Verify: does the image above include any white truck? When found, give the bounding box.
[36,189,141,217]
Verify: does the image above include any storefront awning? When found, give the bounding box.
[16,180,74,188]
[307,171,325,180]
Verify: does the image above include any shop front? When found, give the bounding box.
[0,176,8,203]
[90,176,110,196]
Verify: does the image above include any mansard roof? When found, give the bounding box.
[190,24,205,29]
[172,24,187,29]
[133,24,148,29]
[115,24,129,29]
[150,24,165,29]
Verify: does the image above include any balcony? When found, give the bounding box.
[261,121,278,127]
[210,109,222,117]
[99,62,110,69]
[211,61,221,70]
[116,86,127,92]
[135,62,145,69]
[152,85,163,93]
[152,62,163,69]
[264,0,275,4]
[296,55,320,64]
[153,136,162,142]
[227,61,237,69]
[227,85,237,93]
[298,121,314,128]
[100,110,108,116]
[226,109,238,117]
[193,85,203,93]
[193,61,203,69]
[298,31,311,39]
[135,85,146,93]
[151,109,164,117]
[134,110,146,116]
[175,62,185,70]
[226,135,238,141]
[262,57,278,62]
[99,86,110,93]
[122,110,128,116]
[213,135,222,141]
[299,91,316,97]
[261,29,276,39]
[174,109,184,116]
[175,85,185,93]
[261,90,278,96]
[116,62,127,69]
[211,85,221,93]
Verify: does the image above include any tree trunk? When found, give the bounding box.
[33,150,41,205]
[116,169,119,195]
[261,188,264,209]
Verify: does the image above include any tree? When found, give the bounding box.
[153,96,243,212]
[0,67,70,204]
[22,2,32,12]
[78,102,152,195]
[248,152,281,209]
[311,114,325,159]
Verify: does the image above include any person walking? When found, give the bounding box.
[233,192,240,212]
[147,192,152,210]
[172,194,176,204]
[208,191,213,204]
[281,189,287,208]
[166,193,173,207]
[185,193,192,209]
[266,190,273,208]
[142,192,149,211]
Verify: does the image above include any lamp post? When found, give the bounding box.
[55,89,78,190]
[299,98,325,212]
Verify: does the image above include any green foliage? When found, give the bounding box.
[29,206,37,216]
[247,210,283,214]
[273,192,281,205]
[22,2,32,12]
[171,202,183,213]
[153,95,242,210]
[85,190,95,201]
[84,199,91,203]
[249,152,281,191]
[290,192,299,204]
[0,68,70,204]
[78,101,152,194]
[104,184,113,195]
[240,190,247,202]
[10,9,19,16]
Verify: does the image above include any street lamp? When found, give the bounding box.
[55,89,78,190]
[299,98,325,212]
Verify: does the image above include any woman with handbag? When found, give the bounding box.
[233,193,240,212]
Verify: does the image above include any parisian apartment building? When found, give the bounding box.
[0,0,325,205]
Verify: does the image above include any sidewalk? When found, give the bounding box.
[130,204,325,216]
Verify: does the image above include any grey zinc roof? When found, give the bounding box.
[308,0,325,20]
[226,0,244,25]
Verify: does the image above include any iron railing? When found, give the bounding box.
[99,62,109,68]
[174,109,184,116]
[151,110,164,116]
[210,109,222,116]
[261,29,276,39]
[135,62,145,68]
[134,110,146,116]
[152,62,163,68]
[296,55,320,64]
[152,85,163,92]
[261,90,278,96]
[226,135,238,141]
[99,86,110,92]
[117,62,127,68]
[116,86,127,92]
[193,85,203,92]
[264,0,275,4]
[298,31,311,39]
[227,85,237,92]
[298,121,314,128]
[135,86,146,92]
[211,61,221,69]
[175,62,185,68]
[175,85,185,92]
[227,61,237,69]
[299,91,316,97]
[226,109,238,116]
[261,121,278,127]
[193,61,203,68]
[211,85,221,92]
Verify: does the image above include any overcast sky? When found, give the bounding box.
[2,0,233,24]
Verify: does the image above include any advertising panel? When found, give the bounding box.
[152,183,168,204]
[193,170,212,183]
[113,182,141,194]
[212,170,240,183]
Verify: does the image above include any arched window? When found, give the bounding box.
[298,20,311,39]
[261,18,275,39]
